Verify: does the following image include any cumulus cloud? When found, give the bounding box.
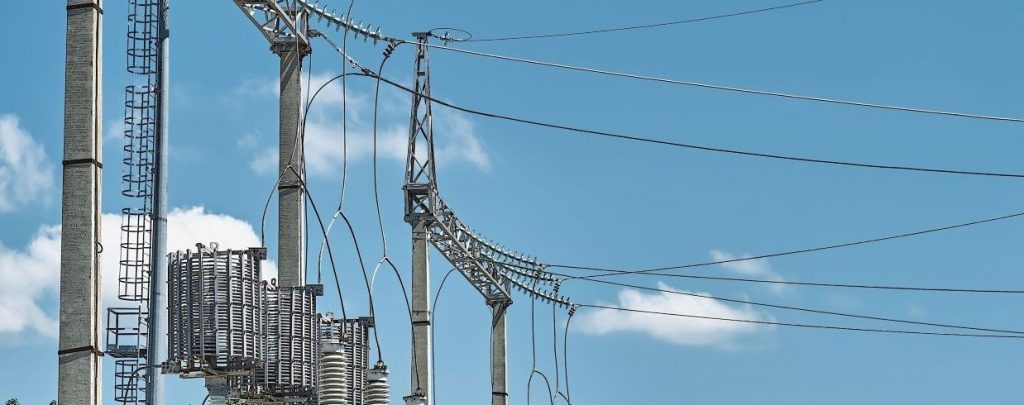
[236,75,491,176]
[0,114,54,212]
[0,207,274,340]
[0,225,62,338]
[710,249,788,294]
[575,282,772,349]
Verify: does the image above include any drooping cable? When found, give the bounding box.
[362,45,424,387]
[304,36,315,281]
[527,278,557,405]
[369,74,1024,179]
[419,42,1024,124]
[309,0,358,285]
[553,210,1024,278]
[331,42,1024,179]
[564,277,1024,335]
[466,0,824,42]
[285,166,349,323]
[554,270,1024,295]
[576,303,1024,339]
[430,268,459,404]
[562,306,576,405]
[551,302,561,398]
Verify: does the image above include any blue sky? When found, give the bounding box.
[2,0,1024,403]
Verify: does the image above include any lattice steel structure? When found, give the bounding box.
[395,33,571,405]
[105,0,166,403]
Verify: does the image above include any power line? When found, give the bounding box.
[556,270,1024,294]
[418,42,1024,124]
[568,277,1024,335]
[368,73,1024,179]
[466,0,824,42]
[552,210,1024,278]
[577,303,1024,339]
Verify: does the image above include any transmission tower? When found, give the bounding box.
[400,33,571,405]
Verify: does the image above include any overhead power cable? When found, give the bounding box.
[568,277,1024,335]
[316,35,1024,179]
[418,42,1024,124]
[368,73,1024,179]
[555,270,1024,294]
[466,0,824,42]
[577,304,1024,339]
[552,210,1024,278]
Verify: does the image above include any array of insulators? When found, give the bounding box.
[505,272,573,308]
[295,0,396,43]
[163,243,323,403]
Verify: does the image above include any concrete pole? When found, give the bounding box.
[272,40,308,288]
[490,304,508,405]
[410,220,432,404]
[146,0,170,403]
[59,1,103,404]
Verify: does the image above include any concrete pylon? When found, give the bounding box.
[490,303,508,405]
[272,40,308,288]
[58,1,104,404]
[410,220,432,404]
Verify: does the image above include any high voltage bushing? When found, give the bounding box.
[364,362,391,405]
[164,244,268,376]
[319,343,350,404]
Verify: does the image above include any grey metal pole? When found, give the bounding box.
[411,220,432,404]
[490,304,508,405]
[59,1,104,404]
[146,0,170,403]
[273,39,308,288]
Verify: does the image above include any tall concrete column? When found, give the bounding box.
[272,41,308,288]
[490,304,508,405]
[410,220,432,403]
[59,1,103,404]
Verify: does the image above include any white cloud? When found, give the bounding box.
[106,120,126,141]
[436,110,491,171]
[0,225,61,338]
[233,78,279,98]
[711,249,788,294]
[236,75,491,176]
[0,207,275,340]
[575,282,773,349]
[0,114,54,212]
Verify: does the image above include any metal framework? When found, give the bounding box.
[105,0,167,403]
[233,0,310,46]
[400,33,571,405]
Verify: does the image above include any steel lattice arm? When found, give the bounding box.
[428,194,570,307]
[295,0,397,43]
[233,0,310,46]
